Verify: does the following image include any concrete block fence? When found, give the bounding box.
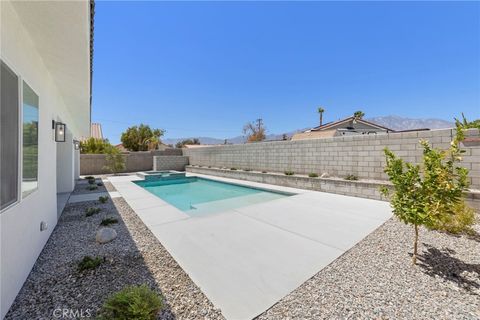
[153,156,189,171]
[80,149,183,175]
[183,128,480,189]
[186,166,480,211]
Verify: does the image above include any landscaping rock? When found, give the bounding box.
[96,227,117,243]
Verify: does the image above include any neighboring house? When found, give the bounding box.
[0,1,93,317]
[115,143,129,153]
[291,116,395,141]
[91,122,103,139]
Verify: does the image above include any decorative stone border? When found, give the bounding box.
[186,166,480,211]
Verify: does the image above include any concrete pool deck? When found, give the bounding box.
[108,173,392,320]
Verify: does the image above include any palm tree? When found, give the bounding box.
[317,107,325,126]
[353,110,365,119]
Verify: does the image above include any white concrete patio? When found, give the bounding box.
[108,173,392,320]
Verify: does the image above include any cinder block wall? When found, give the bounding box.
[153,156,189,171]
[183,128,480,188]
[80,149,183,174]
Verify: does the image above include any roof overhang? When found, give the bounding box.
[11,1,92,137]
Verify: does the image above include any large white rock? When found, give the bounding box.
[96,227,117,244]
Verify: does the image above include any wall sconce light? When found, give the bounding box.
[52,120,66,142]
[73,140,80,150]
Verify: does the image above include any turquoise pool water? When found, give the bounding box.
[135,177,290,215]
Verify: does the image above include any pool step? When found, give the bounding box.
[187,192,285,216]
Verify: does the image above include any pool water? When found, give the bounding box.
[135,177,291,215]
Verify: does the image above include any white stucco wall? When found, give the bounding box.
[0,2,89,317]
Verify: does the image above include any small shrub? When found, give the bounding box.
[101,217,119,226]
[85,176,94,180]
[78,256,103,271]
[230,167,237,171]
[344,174,358,181]
[381,132,475,264]
[99,196,109,204]
[284,171,294,176]
[97,182,104,186]
[262,171,267,173]
[88,178,96,185]
[308,173,319,178]
[208,166,211,168]
[243,168,251,171]
[103,146,126,175]
[87,185,98,191]
[98,285,163,320]
[85,207,101,217]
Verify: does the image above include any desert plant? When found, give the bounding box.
[87,185,98,191]
[98,285,163,320]
[284,171,294,176]
[85,176,95,180]
[78,256,103,271]
[353,110,365,119]
[85,207,101,217]
[344,174,359,181]
[88,178,96,185]
[103,147,126,175]
[381,132,475,264]
[230,167,237,171]
[308,173,319,178]
[318,107,325,126]
[99,196,109,204]
[101,217,118,226]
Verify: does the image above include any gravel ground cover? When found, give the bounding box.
[6,183,223,319]
[258,218,480,320]
[6,176,479,320]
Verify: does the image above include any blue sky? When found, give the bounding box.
[92,1,480,144]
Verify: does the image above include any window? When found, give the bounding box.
[22,82,39,196]
[1,61,19,210]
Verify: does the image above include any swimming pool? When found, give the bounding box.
[135,177,292,215]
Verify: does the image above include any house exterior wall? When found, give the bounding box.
[0,2,89,317]
[184,128,480,189]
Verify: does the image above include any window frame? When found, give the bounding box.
[0,58,40,213]
[21,79,40,199]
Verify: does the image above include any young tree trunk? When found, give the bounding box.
[413,224,419,265]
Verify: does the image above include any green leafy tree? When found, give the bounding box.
[175,138,200,149]
[103,146,126,174]
[381,126,475,264]
[80,137,113,154]
[317,107,325,126]
[120,124,165,151]
[353,110,365,119]
[243,118,266,142]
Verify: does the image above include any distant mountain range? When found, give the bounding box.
[162,115,454,146]
[367,115,454,131]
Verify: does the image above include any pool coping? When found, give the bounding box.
[108,173,313,228]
